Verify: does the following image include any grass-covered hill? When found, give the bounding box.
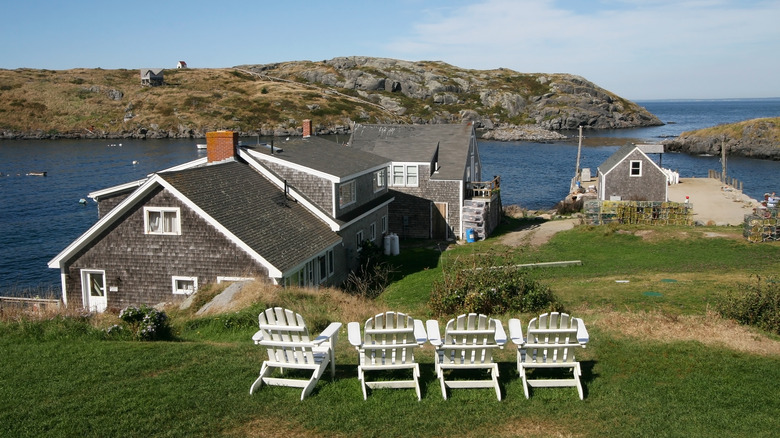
[0,57,661,140]
[664,117,780,160]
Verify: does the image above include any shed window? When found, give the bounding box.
[145,207,180,235]
[172,276,197,295]
[630,160,642,177]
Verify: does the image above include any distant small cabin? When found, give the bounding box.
[140,68,164,86]
[177,61,187,69]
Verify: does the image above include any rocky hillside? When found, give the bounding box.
[663,117,780,160]
[0,57,661,140]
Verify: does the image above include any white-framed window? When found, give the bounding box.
[356,230,364,252]
[339,180,356,208]
[390,164,419,187]
[370,222,376,242]
[144,207,181,235]
[172,276,197,295]
[381,215,387,234]
[373,169,386,192]
[406,165,418,186]
[630,160,642,177]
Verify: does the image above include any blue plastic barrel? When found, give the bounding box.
[466,228,475,243]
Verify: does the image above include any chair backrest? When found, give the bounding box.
[362,311,418,365]
[524,312,580,364]
[442,313,499,364]
[258,307,315,365]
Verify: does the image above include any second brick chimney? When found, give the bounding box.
[302,119,312,138]
[206,131,238,163]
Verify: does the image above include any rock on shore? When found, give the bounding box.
[663,117,780,161]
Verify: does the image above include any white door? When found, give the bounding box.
[81,270,107,312]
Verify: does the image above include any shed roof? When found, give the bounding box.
[598,144,640,175]
[160,161,341,273]
[348,123,475,180]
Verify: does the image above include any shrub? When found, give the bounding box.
[429,255,562,316]
[119,305,171,341]
[344,240,395,299]
[716,276,780,335]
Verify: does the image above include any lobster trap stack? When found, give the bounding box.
[743,208,779,242]
[584,200,693,226]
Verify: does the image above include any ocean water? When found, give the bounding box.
[1,99,779,295]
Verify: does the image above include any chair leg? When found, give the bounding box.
[249,363,272,395]
[440,374,448,400]
[413,364,421,401]
[302,374,319,401]
[519,365,530,399]
[574,363,584,400]
[492,365,501,401]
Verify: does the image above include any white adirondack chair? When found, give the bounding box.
[426,313,507,400]
[348,311,427,400]
[249,307,342,400]
[508,312,589,400]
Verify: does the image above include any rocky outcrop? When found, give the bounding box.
[239,56,662,134]
[663,117,780,161]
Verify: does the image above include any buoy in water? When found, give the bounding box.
[132,160,139,165]
[79,198,87,205]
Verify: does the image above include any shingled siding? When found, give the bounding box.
[63,187,268,310]
[603,151,667,202]
[336,171,386,218]
[96,193,127,219]
[389,164,463,239]
[264,162,334,213]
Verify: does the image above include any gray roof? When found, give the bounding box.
[348,123,475,180]
[246,136,389,179]
[160,161,341,273]
[598,144,640,175]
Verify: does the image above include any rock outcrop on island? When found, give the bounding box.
[0,57,661,140]
[239,57,662,140]
[663,117,780,161]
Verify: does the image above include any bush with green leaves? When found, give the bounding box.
[429,256,562,316]
[716,276,780,335]
[119,305,171,341]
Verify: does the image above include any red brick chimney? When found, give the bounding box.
[206,131,238,163]
[302,119,312,138]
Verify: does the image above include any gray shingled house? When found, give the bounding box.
[48,131,392,312]
[597,144,668,202]
[347,123,500,241]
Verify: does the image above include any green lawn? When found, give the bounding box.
[3,221,780,437]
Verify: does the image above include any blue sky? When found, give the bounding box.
[2,0,778,100]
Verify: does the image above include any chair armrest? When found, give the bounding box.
[347,321,363,347]
[313,322,342,345]
[252,330,263,343]
[576,318,589,344]
[413,319,428,344]
[493,319,507,346]
[426,319,442,347]
[508,318,525,345]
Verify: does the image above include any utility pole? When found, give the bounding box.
[721,135,727,183]
[575,125,583,180]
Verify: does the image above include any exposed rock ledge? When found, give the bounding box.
[480,124,567,142]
